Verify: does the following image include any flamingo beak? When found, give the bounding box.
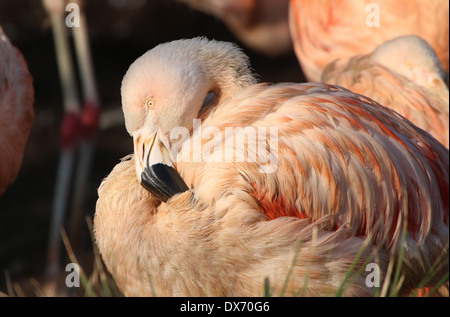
[134,131,189,203]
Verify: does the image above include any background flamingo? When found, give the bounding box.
[322,35,449,148]
[42,0,101,285]
[95,38,449,296]
[0,27,34,196]
[1,0,303,296]
[176,0,292,57]
[289,0,450,81]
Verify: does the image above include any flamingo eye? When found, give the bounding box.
[406,60,414,69]
[202,91,215,109]
[145,98,155,109]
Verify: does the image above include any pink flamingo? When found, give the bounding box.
[0,27,34,196]
[94,38,448,296]
[289,0,449,81]
[322,35,449,148]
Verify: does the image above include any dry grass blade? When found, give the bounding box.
[60,228,94,296]
[85,216,118,297]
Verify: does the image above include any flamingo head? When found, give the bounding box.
[120,37,256,202]
[371,35,448,93]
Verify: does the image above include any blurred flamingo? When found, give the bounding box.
[42,0,100,280]
[289,0,449,81]
[322,35,449,148]
[95,38,449,296]
[0,27,34,196]
[176,0,292,56]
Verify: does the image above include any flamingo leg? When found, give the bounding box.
[68,0,101,251]
[42,0,82,279]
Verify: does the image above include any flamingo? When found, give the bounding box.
[176,0,292,57]
[289,0,450,82]
[321,35,449,148]
[0,27,34,196]
[94,38,449,296]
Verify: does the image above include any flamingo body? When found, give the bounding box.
[95,38,449,296]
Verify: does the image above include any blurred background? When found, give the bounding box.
[0,0,303,295]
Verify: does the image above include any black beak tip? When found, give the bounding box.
[141,163,189,203]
